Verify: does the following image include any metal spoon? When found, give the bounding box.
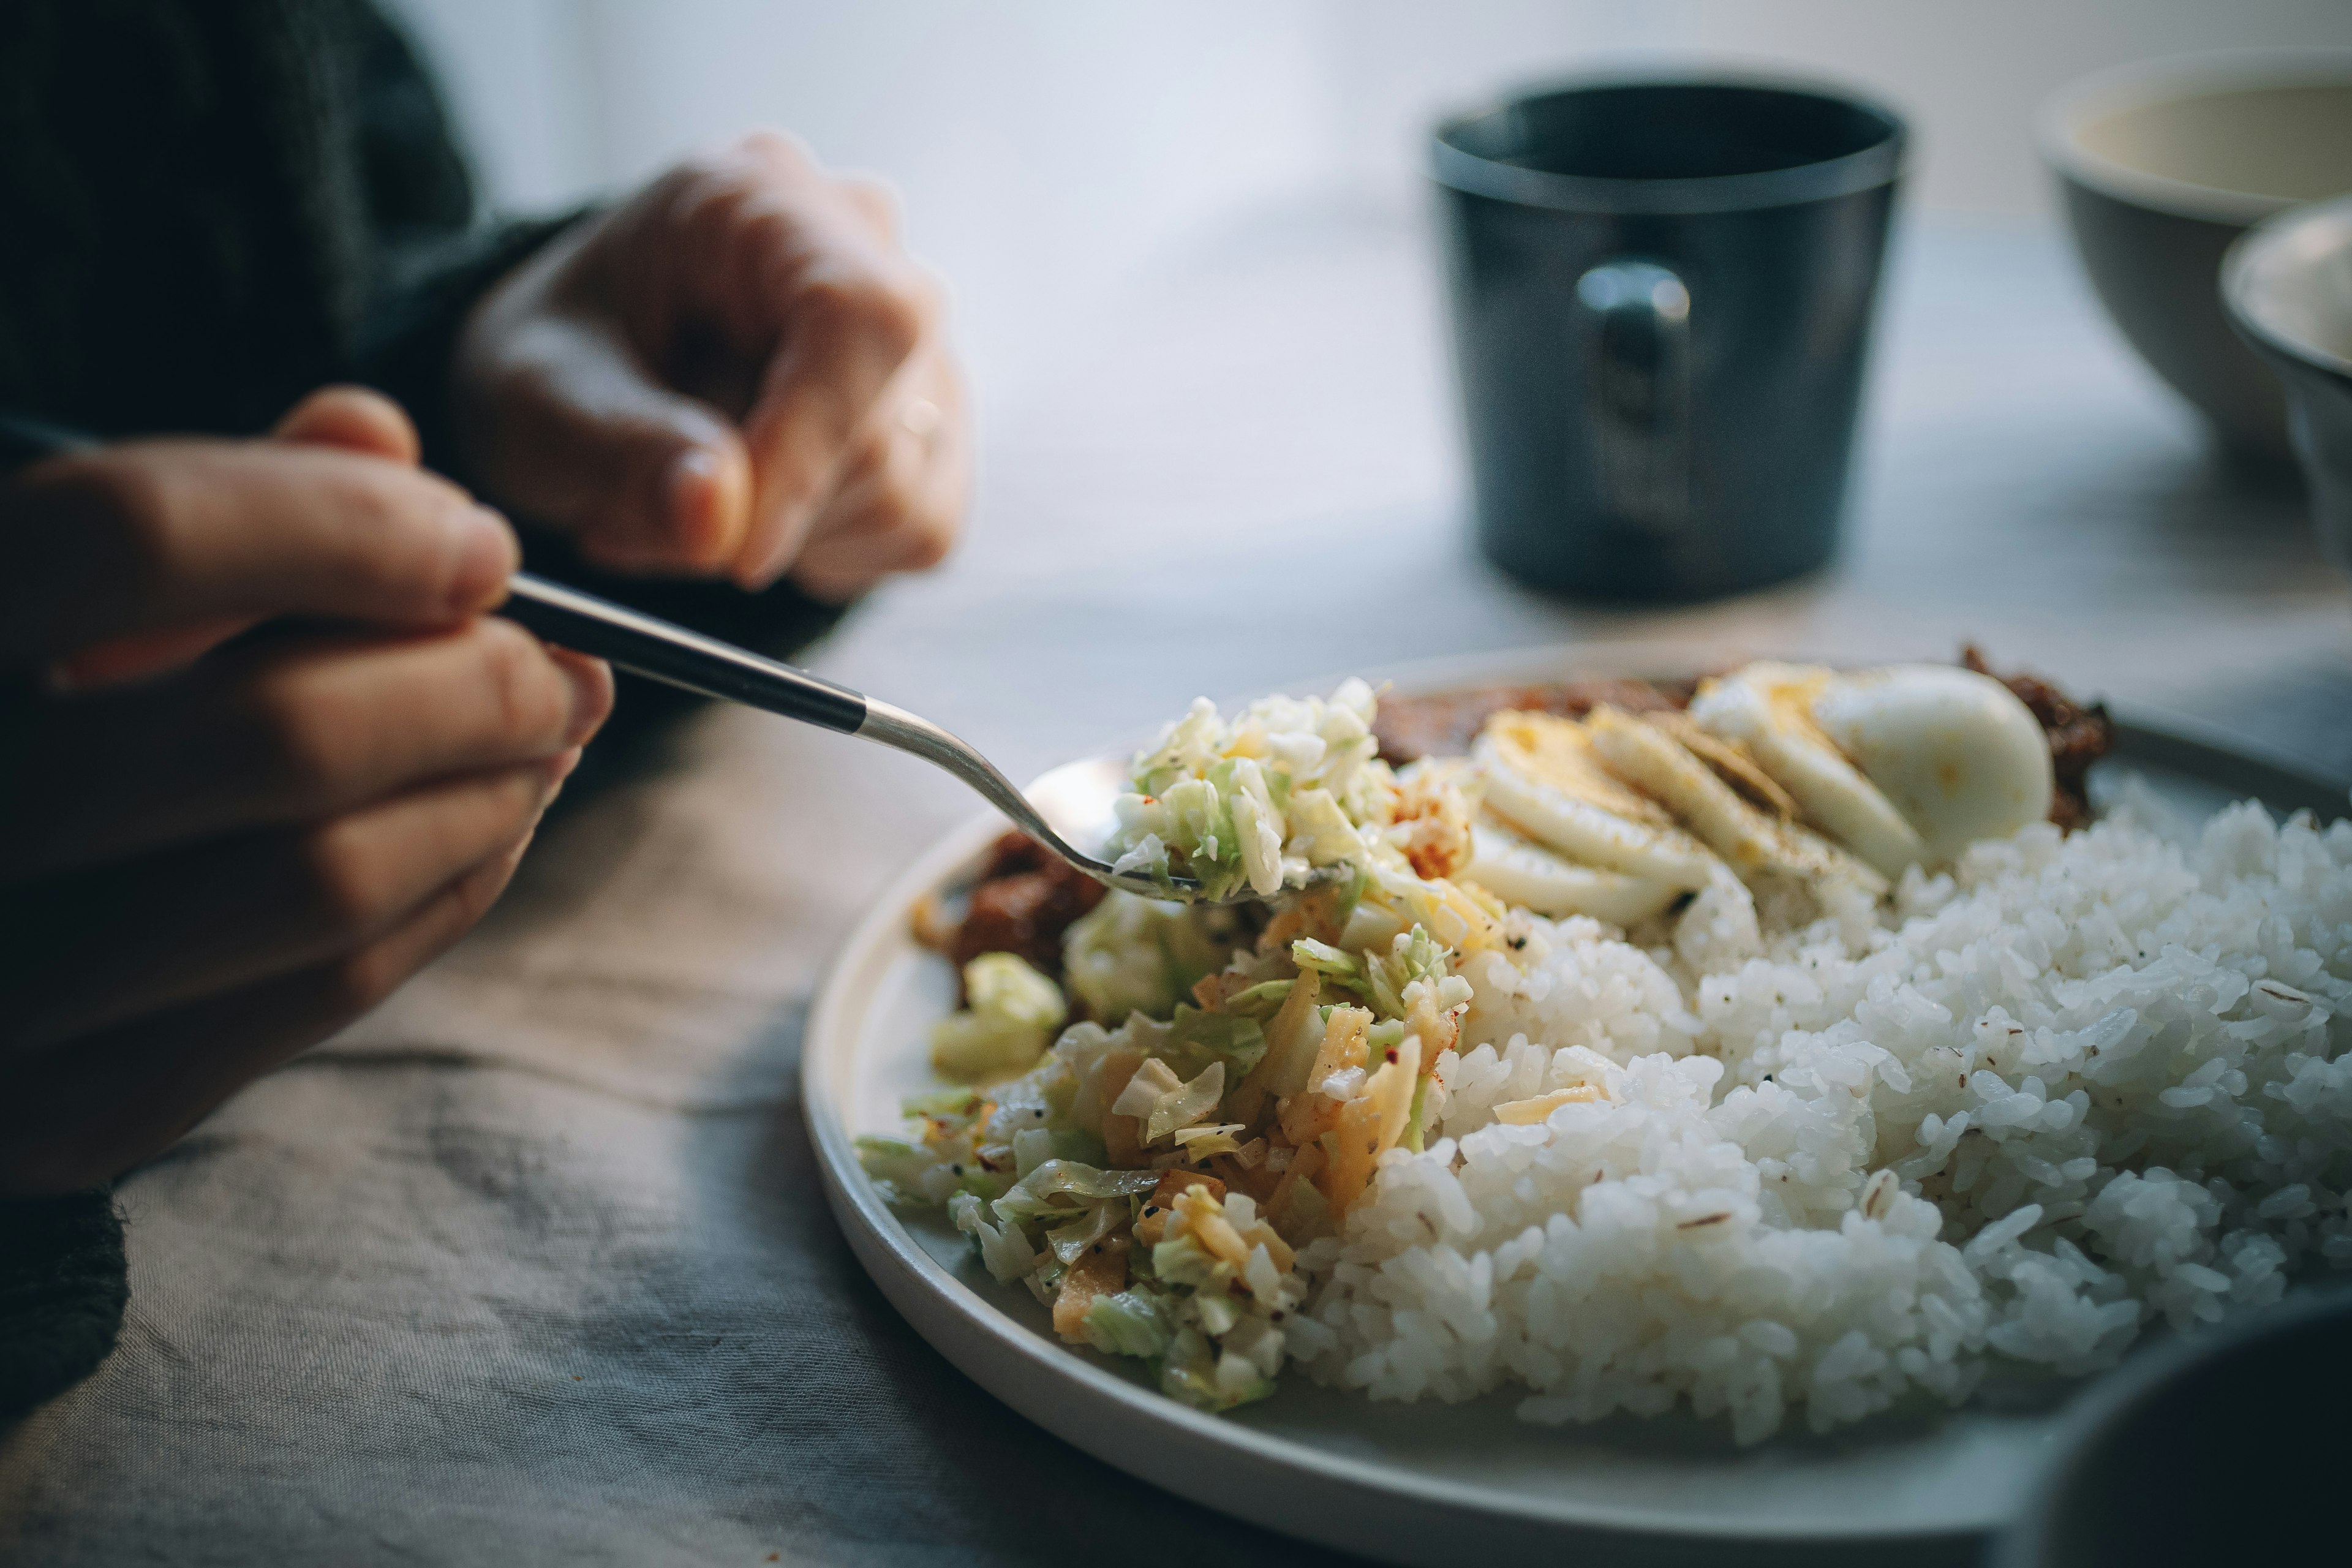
[502,573,1234,901]
[0,412,1256,903]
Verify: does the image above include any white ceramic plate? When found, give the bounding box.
[802,647,2348,1567]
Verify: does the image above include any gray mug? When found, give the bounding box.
[1432,75,1906,601]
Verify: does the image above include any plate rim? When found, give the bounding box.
[801,650,2349,1561]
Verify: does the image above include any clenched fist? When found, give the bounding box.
[453,131,971,600]
[0,388,612,1193]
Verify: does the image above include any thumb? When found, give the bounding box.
[273,385,420,464]
[468,318,753,574]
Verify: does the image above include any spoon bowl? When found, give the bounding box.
[1014,756,1189,899]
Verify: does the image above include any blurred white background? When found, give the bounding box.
[391,1,2352,406]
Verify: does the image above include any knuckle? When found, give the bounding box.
[247,673,350,801]
[649,159,711,204]
[800,267,927,362]
[902,514,956,571]
[298,820,392,937]
[347,462,465,544]
[50,454,182,589]
[326,942,407,1017]
[471,620,568,744]
[907,266,946,320]
[685,166,763,235]
[837,176,901,238]
[736,128,807,173]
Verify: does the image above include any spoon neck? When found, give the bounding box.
[857,698,1064,856]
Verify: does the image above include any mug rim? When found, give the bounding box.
[2222,192,2352,382]
[1429,70,1907,216]
[2037,48,2352,228]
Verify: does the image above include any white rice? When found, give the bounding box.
[1287,792,2352,1441]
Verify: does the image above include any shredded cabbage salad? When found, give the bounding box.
[1104,679,1392,901]
[862,681,1498,1409]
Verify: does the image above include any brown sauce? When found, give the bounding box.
[940,832,1107,978]
[1373,678,1692,764]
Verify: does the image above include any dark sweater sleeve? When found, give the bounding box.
[0,1191,127,1421]
[355,211,583,480]
[337,0,586,479]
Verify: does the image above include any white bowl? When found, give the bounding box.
[2039,50,2352,460]
[2225,194,2352,575]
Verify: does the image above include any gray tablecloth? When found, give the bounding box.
[4,210,2348,1564]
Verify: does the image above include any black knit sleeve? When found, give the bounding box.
[354,212,586,480]
[0,1190,128,1421]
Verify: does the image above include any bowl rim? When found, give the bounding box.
[2037,47,2352,227]
[2223,192,2352,381]
[1988,1286,2352,1567]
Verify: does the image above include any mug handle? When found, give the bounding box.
[1575,260,1692,539]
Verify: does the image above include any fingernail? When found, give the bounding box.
[666,447,744,567]
[540,746,584,804]
[558,657,613,744]
[668,445,719,495]
[732,508,801,590]
[450,505,519,612]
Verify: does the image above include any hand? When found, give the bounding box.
[452,131,970,599]
[0,388,614,1194]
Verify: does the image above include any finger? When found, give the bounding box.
[4,620,612,879]
[457,306,756,574]
[4,752,573,1054]
[0,441,519,666]
[36,388,421,689]
[272,386,421,465]
[788,428,960,603]
[788,353,969,601]
[731,220,935,589]
[836,176,902,244]
[0,831,538,1196]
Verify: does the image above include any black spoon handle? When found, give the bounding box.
[499,572,870,734]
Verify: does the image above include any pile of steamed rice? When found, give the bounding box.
[1284,789,2352,1442]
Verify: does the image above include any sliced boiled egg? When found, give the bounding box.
[1583,704,1885,894]
[1473,711,1721,891]
[1811,665,2053,861]
[1688,663,1931,878]
[1463,821,1684,925]
[1691,662,2055,872]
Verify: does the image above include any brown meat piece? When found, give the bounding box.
[1961,646,2116,831]
[946,832,1108,977]
[1373,678,1693,764]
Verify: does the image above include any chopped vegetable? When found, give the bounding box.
[1105,682,1387,900]
[929,952,1067,1082]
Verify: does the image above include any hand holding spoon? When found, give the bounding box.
[0,413,1247,904]
[499,574,1238,902]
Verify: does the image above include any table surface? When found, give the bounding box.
[4,206,2347,1566]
